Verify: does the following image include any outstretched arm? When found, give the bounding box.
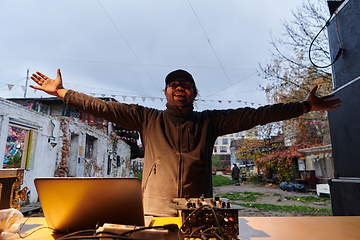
[30,69,68,100]
[302,85,341,113]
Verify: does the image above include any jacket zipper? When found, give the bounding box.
[142,162,156,193]
[178,114,183,197]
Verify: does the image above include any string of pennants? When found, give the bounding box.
[88,92,264,106]
[285,120,329,125]
[5,84,333,115]
[2,83,264,107]
[118,136,137,143]
[278,119,329,126]
[111,129,138,143]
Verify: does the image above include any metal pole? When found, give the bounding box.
[24,69,29,98]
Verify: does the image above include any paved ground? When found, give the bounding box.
[20,202,42,216]
[213,181,331,217]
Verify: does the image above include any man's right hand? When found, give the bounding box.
[30,69,68,100]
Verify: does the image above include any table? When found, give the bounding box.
[16,216,360,240]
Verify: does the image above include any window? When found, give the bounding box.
[4,125,36,169]
[214,139,218,145]
[222,138,228,145]
[85,135,97,159]
[214,146,217,153]
[40,105,50,115]
[117,156,121,167]
[220,146,227,152]
[107,155,111,175]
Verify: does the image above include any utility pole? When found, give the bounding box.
[24,69,29,98]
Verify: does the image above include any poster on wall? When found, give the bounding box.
[4,126,26,167]
[3,125,36,168]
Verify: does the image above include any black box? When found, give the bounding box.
[329,178,360,216]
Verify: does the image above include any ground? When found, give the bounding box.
[213,182,331,217]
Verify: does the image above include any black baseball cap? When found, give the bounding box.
[165,69,195,85]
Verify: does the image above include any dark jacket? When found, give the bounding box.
[232,166,240,179]
[64,90,304,216]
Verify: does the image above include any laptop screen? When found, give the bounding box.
[34,177,145,233]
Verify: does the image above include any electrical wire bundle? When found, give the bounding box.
[58,224,180,240]
[17,205,240,239]
[179,204,240,240]
[17,213,182,240]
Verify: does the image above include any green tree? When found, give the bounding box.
[212,155,221,171]
[256,1,333,182]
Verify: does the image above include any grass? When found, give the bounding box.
[233,202,332,216]
[134,174,142,181]
[217,192,266,202]
[135,173,240,186]
[134,173,236,187]
[212,175,235,187]
[216,188,332,216]
[284,196,330,203]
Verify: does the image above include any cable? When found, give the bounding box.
[116,224,179,237]
[179,204,238,240]
[96,0,160,92]
[57,224,181,240]
[203,72,257,99]
[17,226,57,239]
[308,14,343,69]
[187,0,239,99]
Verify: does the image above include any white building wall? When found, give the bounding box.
[55,117,131,178]
[0,98,59,203]
[0,98,132,204]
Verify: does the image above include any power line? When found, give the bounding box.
[96,0,160,91]
[0,55,255,71]
[204,72,257,99]
[187,0,239,99]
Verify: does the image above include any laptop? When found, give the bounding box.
[34,177,145,233]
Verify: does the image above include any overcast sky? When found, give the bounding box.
[0,0,303,111]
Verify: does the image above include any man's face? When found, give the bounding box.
[164,77,197,109]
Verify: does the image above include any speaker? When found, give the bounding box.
[328,0,360,178]
[329,178,360,216]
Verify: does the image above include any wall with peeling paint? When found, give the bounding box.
[0,97,60,203]
[0,98,132,204]
[55,117,131,178]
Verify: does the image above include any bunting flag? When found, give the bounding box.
[2,84,267,107]
[113,129,138,134]
[33,89,37,93]
[286,121,328,125]
[119,136,137,143]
